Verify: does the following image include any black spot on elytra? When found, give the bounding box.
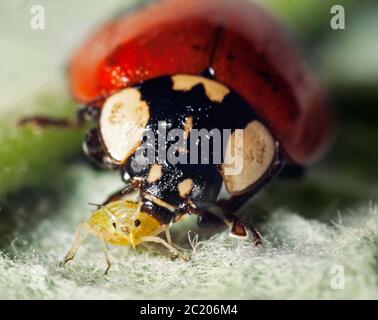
[226,53,235,61]
[257,69,279,91]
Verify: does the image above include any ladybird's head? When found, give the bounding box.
[87,200,162,247]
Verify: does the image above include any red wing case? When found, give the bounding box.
[69,0,333,165]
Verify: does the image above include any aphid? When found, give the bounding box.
[20,0,333,272]
[63,200,189,274]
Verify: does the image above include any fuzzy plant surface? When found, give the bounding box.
[1,0,378,300]
[0,163,377,299]
[0,163,377,300]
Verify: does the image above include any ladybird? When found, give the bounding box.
[20,0,333,273]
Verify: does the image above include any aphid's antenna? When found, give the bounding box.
[88,202,102,208]
[89,202,117,221]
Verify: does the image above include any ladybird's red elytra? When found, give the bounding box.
[69,0,333,165]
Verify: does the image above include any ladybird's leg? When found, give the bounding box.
[102,179,140,205]
[102,188,128,205]
[179,202,225,230]
[196,210,226,229]
[18,117,78,128]
[195,192,262,245]
[223,213,262,245]
[62,223,90,266]
[216,192,253,217]
[194,209,260,244]
[17,103,100,129]
[278,163,306,179]
[216,195,262,245]
[141,236,190,262]
[214,153,284,245]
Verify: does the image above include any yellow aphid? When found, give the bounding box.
[87,200,161,246]
[62,200,189,274]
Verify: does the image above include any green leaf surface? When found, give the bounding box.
[0,92,84,199]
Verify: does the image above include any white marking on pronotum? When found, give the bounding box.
[172,75,230,103]
[100,88,150,163]
[222,120,275,195]
[147,164,163,183]
[177,178,193,198]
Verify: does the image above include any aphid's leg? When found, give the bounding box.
[165,226,172,245]
[102,179,140,205]
[101,240,112,275]
[163,225,180,260]
[141,236,190,262]
[62,223,90,266]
